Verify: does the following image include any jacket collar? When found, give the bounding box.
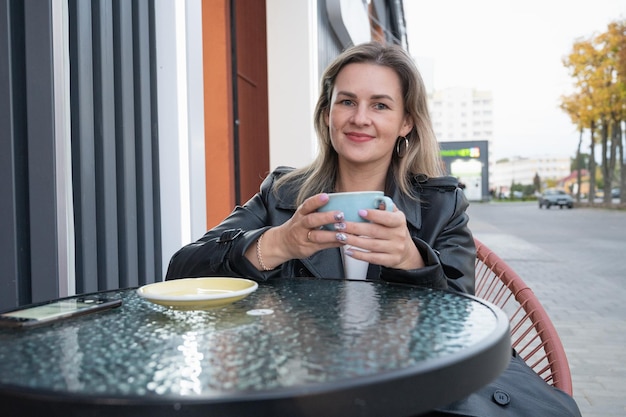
[389,180,423,231]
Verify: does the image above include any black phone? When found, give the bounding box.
[0,294,122,329]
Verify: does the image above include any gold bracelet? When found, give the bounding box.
[256,233,273,271]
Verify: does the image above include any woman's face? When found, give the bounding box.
[325,63,413,170]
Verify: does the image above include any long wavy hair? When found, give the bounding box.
[275,41,444,205]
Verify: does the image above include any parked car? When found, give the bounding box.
[612,187,621,198]
[538,189,574,209]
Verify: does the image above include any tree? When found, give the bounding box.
[563,37,601,203]
[595,22,625,203]
[615,21,626,203]
[560,93,590,202]
[561,19,626,205]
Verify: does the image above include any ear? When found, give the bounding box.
[400,115,414,137]
[323,108,330,126]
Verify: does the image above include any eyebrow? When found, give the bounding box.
[336,91,396,102]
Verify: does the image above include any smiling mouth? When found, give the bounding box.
[345,132,373,142]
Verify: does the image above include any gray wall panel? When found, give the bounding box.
[133,0,159,286]
[24,0,59,302]
[92,0,121,291]
[0,0,24,309]
[1,0,161,310]
[69,0,99,294]
[113,0,139,288]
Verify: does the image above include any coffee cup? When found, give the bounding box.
[318,191,394,280]
[317,191,394,228]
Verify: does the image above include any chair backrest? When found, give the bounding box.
[473,238,573,396]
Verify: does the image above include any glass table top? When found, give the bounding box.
[0,278,508,410]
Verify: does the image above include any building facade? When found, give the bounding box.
[490,156,573,196]
[428,86,494,200]
[0,0,407,309]
[430,87,494,145]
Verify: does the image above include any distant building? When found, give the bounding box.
[428,87,494,200]
[430,87,494,145]
[560,170,591,196]
[491,156,572,195]
[426,86,574,200]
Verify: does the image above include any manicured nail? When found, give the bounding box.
[319,193,329,202]
[334,212,344,222]
[358,209,368,217]
[344,249,354,256]
[336,233,347,242]
[334,222,346,231]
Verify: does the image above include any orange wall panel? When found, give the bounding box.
[202,0,235,228]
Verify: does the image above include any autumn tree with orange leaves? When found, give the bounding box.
[561,19,626,204]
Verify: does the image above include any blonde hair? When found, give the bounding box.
[276,41,444,205]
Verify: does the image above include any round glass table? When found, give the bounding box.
[0,278,511,416]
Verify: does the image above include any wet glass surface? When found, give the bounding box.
[0,279,498,399]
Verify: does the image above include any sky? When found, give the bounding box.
[403,0,625,160]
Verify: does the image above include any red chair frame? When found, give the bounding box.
[473,238,573,396]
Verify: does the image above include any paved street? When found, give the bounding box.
[467,201,626,417]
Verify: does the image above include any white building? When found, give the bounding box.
[427,87,573,198]
[428,87,495,194]
[430,87,494,145]
[491,156,572,195]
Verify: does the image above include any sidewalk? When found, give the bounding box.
[468,203,626,417]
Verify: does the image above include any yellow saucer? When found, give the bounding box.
[137,278,258,310]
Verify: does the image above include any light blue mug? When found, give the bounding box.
[318,191,394,229]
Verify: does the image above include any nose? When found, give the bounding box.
[350,104,371,126]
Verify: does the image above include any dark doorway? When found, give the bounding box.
[232,0,269,204]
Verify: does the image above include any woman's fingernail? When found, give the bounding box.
[319,193,329,202]
[334,212,344,222]
[358,209,368,217]
[334,222,346,230]
[344,249,354,256]
[336,233,347,242]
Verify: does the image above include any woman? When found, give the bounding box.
[165,41,475,294]
[165,42,582,417]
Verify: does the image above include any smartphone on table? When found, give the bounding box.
[0,294,122,329]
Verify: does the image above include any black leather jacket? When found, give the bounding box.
[165,167,476,294]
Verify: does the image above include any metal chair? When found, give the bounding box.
[473,238,573,396]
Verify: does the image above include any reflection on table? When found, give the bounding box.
[0,278,511,417]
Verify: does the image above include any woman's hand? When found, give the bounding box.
[246,193,425,272]
[337,206,425,270]
[246,193,345,270]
